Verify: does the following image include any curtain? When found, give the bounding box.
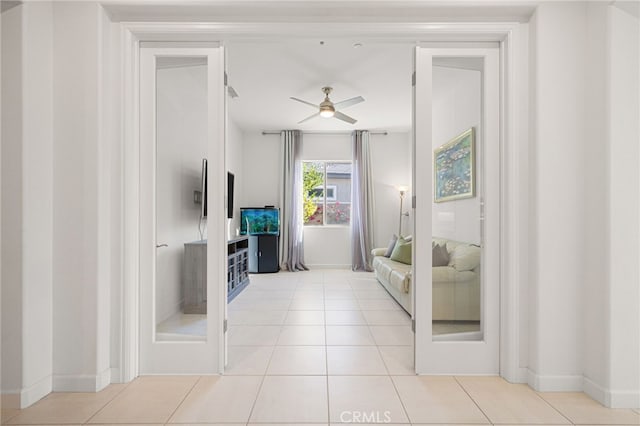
[351,130,375,271]
[278,130,308,272]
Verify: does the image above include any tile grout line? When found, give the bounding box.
[533,390,577,425]
[324,273,332,425]
[82,373,136,425]
[243,276,299,424]
[452,375,493,425]
[162,375,204,424]
[377,332,412,424]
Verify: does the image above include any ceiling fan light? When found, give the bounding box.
[320,105,335,118]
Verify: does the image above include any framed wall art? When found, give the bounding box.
[434,127,475,202]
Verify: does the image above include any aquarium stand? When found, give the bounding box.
[248,234,279,273]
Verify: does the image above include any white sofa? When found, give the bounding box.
[371,237,481,320]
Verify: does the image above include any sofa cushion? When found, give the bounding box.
[449,244,481,272]
[372,256,393,282]
[433,266,476,283]
[432,243,449,266]
[371,248,387,257]
[389,266,412,293]
[390,237,412,264]
[384,234,398,257]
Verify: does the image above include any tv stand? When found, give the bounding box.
[248,235,279,273]
[183,237,251,312]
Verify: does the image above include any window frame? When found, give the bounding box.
[303,160,351,227]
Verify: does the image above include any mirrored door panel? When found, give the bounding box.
[140,45,224,375]
[414,46,499,374]
[431,58,483,341]
[154,56,209,342]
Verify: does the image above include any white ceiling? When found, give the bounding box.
[226,40,414,133]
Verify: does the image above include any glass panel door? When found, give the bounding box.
[413,46,500,374]
[139,46,226,374]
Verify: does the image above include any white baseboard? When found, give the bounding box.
[110,367,123,383]
[527,369,583,391]
[609,390,640,409]
[583,377,608,406]
[584,377,640,408]
[1,375,52,408]
[53,367,111,392]
[306,264,351,270]
[502,366,528,384]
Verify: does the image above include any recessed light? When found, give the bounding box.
[320,41,325,45]
[353,43,363,48]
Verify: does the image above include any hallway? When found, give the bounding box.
[2,270,639,425]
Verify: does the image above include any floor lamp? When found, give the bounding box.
[397,185,410,237]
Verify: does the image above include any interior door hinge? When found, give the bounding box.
[412,72,416,87]
[223,319,228,333]
[411,319,416,333]
[412,195,416,209]
[224,72,228,87]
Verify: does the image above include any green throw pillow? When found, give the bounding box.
[390,237,412,264]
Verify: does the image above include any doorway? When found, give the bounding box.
[124,22,524,382]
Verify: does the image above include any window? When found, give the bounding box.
[303,161,351,226]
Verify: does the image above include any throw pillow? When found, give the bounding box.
[432,243,449,267]
[390,237,412,264]
[449,244,481,271]
[384,234,398,257]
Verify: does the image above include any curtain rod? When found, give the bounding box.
[261,131,388,136]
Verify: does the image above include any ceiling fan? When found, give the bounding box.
[290,87,364,124]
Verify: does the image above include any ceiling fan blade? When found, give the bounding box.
[334,111,357,124]
[334,96,364,109]
[298,112,320,124]
[290,97,319,108]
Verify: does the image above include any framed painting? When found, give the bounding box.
[434,127,475,202]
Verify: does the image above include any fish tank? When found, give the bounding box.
[240,208,280,236]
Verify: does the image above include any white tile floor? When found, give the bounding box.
[3,270,639,425]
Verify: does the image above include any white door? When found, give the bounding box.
[413,46,500,374]
[139,46,226,374]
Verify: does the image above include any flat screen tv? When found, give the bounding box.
[240,208,280,236]
[227,172,234,219]
[200,159,234,219]
[200,159,207,218]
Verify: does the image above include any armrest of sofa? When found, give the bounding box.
[371,248,387,257]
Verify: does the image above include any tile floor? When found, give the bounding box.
[2,270,639,425]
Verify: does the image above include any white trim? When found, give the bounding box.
[527,369,583,392]
[584,376,609,407]
[5,376,53,409]
[499,23,530,385]
[110,367,122,383]
[52,368,111,393]
[584,377,640,409]
[119,20,527,384]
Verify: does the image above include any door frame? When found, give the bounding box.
[118,20,529,383]
[413,45,501,374]
[138,45,226,374]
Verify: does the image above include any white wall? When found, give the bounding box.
[51,1,112,392]
[529,1,587,391]
[241,132,280,208]
[432,65,482,245]
[370,132,412,247]
[155,64,208,323]
[1,1,54,408]
[1,3,25,403]
[607,4,639,408]
[582,0,611,403]
[241,131,411,268]
[301,134,352,268]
